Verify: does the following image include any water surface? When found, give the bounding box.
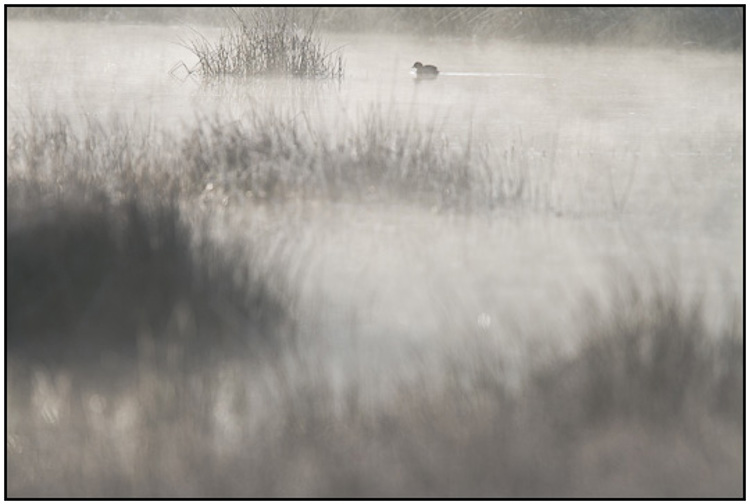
[7,20,743,381]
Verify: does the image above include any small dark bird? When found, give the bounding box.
[412,61,439,78]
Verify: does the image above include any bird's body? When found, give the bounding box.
[412,61,439,78]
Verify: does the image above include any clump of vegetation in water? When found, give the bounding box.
[179,8,344,80]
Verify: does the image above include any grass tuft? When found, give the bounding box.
[181,8,344,80]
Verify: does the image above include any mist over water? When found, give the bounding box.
[7,13,742,404]
[6,13,743,497]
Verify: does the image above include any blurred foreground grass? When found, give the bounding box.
[6,109,742,497]
[7,256,742,496]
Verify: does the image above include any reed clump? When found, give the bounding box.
[182,8,343,80]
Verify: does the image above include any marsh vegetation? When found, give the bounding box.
[177,8,344,80]
[6,7,743,498]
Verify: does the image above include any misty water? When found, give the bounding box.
[7,20,743,390]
